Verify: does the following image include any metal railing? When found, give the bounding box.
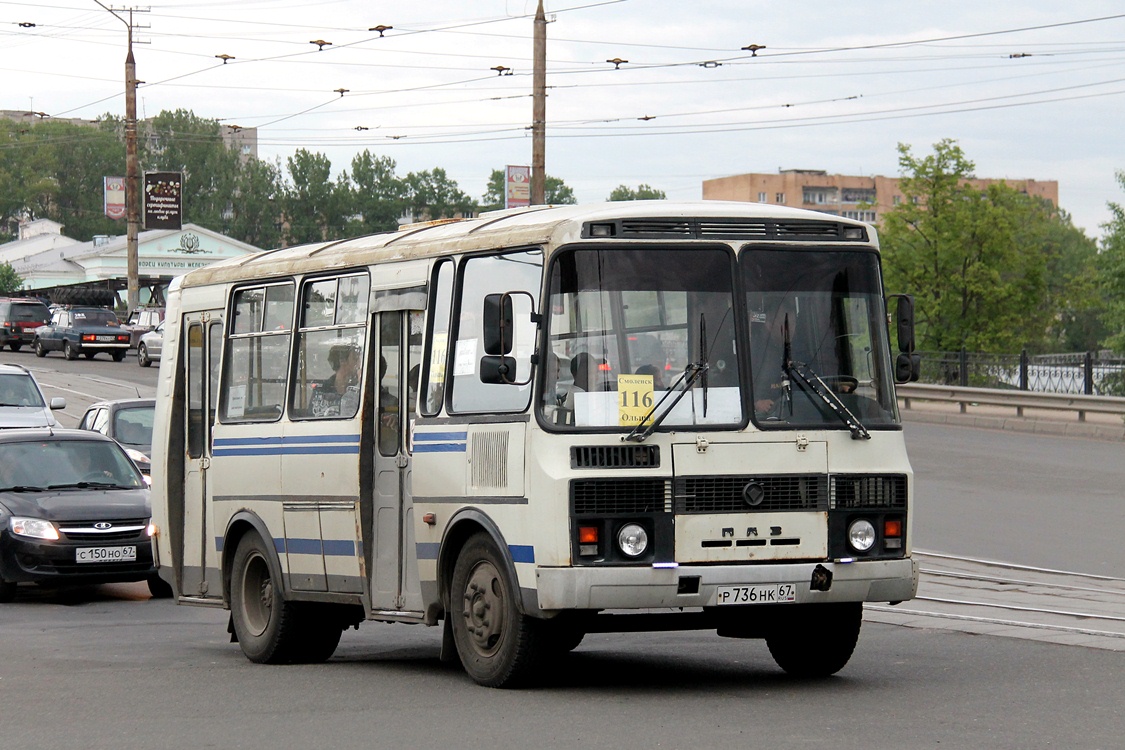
[917,349,1125,397]
[897,382,1125,423]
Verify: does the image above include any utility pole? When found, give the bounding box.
[95,2,147,311]
[531,0,546,205]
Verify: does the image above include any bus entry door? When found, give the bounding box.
[370,311,423,613]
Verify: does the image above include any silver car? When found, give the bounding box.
[136,321,164,368]
[0,364,66,428]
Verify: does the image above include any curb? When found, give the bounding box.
[900,407,1125,442]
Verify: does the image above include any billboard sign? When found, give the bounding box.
[505,165,530,209]
[104,176,126,220]
[143,171,183,230]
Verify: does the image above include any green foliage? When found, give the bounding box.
[347,151,406,233]
[283,149,348,245]
[480,169,577,211]
[607,184,667,201]
[404,168,475,220]
[0,262,22,295]
[880,139,1098,353]
[1099,170,1125,353]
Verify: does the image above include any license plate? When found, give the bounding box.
[95,335,116,342]
[715,583,797,605]
[76,546,137,563]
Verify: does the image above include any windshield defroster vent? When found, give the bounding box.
[583,218,867,242]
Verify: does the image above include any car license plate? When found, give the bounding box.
[76,546,137,563]
[95,335,116,342]
[715,583,797,605]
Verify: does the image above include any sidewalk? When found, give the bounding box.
[899,397,1125,441]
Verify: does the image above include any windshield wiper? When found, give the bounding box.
[622,361,709,443]
[46,481,133,490]
[0,485,46,492]
[785,360,870,440]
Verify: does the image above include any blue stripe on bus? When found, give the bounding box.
[412,443,467,453]
[414,542,534,564]
[215,537,355,557]
[413,431,467,442]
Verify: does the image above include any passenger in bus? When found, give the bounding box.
[634,364,666,390]
[310,344,361,418]
[751,298,796,417]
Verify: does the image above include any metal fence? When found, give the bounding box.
[917,350,1125,397]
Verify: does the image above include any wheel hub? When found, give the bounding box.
[462,561,505,655]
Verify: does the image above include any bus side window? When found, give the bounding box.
[421,260,454,416]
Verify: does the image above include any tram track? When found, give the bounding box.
[866,550,1125,650]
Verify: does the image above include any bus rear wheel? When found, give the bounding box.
[230,532,341,664]
[765,602,862,678]
[450,532,543,687]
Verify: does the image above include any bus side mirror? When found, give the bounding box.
[888,294,920,383]
[482,293,513,355]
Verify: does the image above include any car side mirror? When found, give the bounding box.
[50,397,67,410]
[887,294,920,384]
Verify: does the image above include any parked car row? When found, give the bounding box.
[0,361,167,602]
[0,299,165,363]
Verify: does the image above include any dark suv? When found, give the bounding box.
[0,298,51,352]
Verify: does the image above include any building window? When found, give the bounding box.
[775,193,785,203]
[841,188,876,204]
[843,210,877,222]
[758,192,767,203]
[892,195,901,206]
[802,187,837,205]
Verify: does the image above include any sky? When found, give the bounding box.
[4,0,1125,238]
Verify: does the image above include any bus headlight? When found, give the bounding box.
[617,523,649,557]
[847,519,876,552]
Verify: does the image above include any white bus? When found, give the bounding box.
[149,201,919,687]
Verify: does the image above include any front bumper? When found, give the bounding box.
[535,557,918,611]
[0,534,156,585]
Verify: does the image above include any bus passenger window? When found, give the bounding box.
[221,282,294,423]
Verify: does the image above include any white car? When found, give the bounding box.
[0,364,67,428]
[137,321,164,368]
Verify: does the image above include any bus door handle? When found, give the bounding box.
[395,454,409,469]
[200,457,211,470]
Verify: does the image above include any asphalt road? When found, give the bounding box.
[2,349,1123,749]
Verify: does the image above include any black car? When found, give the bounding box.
[0,297,51,352]
[33,307,131,361]
[0,429,170,601]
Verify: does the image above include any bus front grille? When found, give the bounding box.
[571,478,672,515]
[674,475,829,513]
[830,474,908,509]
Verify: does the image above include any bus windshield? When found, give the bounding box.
[539,245,900,432]
[541,246,742,430]
[743,247,899,429]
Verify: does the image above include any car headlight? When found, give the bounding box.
[847,519,876,552]
[10,517,60,541]
[617,523,649,557]
[124,447,151,466]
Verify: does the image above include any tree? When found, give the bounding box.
[0,262,22,295]
[229,157,284,250]
[282,149,348,245]
[1099,170,1125,352]
[404,168,475,220]
[480,169,577,211]
[878,139,1082,353]
[607,184,666,201]
[346,151,406,234]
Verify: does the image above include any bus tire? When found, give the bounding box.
[229,532,328,664]
[450,532,543,687]
[765,602,862,678]
[147,573,173,599]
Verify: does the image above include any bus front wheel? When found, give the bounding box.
[450,532,543,687]
[230,532,341,664]
[765,602,862,678]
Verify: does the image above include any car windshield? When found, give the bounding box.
[112,406,154,447]
[0,439,144,490]
[0,373,45,408]
[12,303,49,323]
[72,310,118,326]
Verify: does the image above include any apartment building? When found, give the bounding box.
[702,169,1058,224]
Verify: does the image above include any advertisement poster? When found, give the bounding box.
[505,165,530,209]
[143,171,183,230]
[104,176,126,220]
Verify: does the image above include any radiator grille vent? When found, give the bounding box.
[572,478,671,515]
[675,475,829,513]
[470,431,509,489]
[60,520,149,543]
[590,218,866,242]
[830,474,908,509]
[571,445,660,469]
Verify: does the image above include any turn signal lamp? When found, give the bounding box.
[578,526,599,544]
[884,519,902,538]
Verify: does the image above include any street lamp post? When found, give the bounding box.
[531,0,546,205]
